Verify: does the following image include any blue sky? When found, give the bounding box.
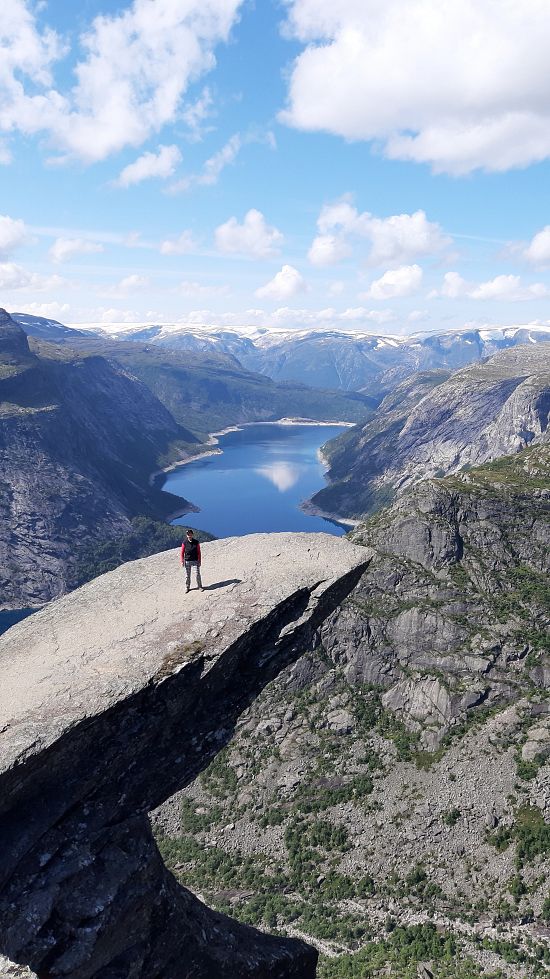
[2,0,550,333]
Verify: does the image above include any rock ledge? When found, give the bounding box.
[0,533,370,979]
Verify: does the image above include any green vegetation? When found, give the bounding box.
[200,746,239,799]
[294,774,375,813]
[178,798,223,834]
[317,922,457,977]
[73,516,215,586]
[489,806,550,869]
[481,936,550,973]
[442,808,461,827]
[516,752,547,781]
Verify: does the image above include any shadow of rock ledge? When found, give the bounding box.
[0,532,371,979]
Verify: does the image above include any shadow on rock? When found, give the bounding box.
[203,578,243,590]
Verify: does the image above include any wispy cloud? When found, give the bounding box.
[168,130,275,192]
[115,145,182,188]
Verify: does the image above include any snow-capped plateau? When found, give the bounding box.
[11,312,550,392]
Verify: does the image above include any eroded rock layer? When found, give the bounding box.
[0,533,370,979]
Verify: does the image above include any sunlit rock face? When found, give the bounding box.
[0,533,370,979]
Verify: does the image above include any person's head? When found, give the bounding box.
[186,529,193,540]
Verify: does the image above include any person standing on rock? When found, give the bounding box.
[180,529,203,593]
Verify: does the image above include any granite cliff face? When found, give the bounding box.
[155,448,549,976]
[0,533,369,979]
[313,344,550,519]
[0,310,197,609]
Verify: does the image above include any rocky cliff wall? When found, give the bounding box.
[0,310,196,608]
[314,344,550,518]
[0,533,370,979]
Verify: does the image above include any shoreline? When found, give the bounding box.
[151,417,355,482]
[299,444,360,529]
[153,416,358,529]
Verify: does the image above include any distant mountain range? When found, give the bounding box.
[14,313,550,392]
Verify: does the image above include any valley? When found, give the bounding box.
[1,309,549,979]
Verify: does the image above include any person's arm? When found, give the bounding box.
[180,542,185,564]
[197,542,201,565]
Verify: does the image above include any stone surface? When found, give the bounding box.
[313,343,550,518]
[0,309,196,608]
[0,533,370,979]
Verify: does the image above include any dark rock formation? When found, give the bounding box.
[0,310,197,609]
[327,442,550,743]
[0,533,370,978]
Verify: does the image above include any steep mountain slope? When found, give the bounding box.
[312,345,550,519]
[0,311,197,608]
[60,317,550,391]
[18,329,377,437]
[154,445,550,978]
[74,338,377,435]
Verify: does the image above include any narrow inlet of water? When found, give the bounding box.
[162,422,351,539]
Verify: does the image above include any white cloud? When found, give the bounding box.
[97,307,146,324]
[255,461,301,492]
[436,271,469,299]
[199,133,241,186]
[256,265,307,301]
[0,141,12,165]
[408,309,429,323]
[16,300,71,319]
[49,237,104,263]
[248,305,395,328]
[308,233,351,266]
[523,226,550,267]
[338,307,395,324]
[471,275,549,301]
[363,264,423,300]
[159,231,197,255]
[177,280,230,297]
[0,262,64,291]
[281,0,550,174]
[309,201,449,267]
[0,0,243,163]
[433,270,550,301]
[115,144,182,187]
[169,129,275,192]
[109,273,151,297]
[169,134,242,192]
[181,87,214,141]
[0,215,29,257]
[215,209,283,258]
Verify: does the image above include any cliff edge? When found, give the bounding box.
[0,533,370,979]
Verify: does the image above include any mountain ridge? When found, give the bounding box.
[11,311,550,392]
[312,344,550,519]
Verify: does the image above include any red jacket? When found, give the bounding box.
[180,538,201,564]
